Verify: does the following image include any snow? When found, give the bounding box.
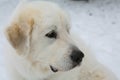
[0,0,120,80]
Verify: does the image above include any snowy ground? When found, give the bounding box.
[0,0,120,80]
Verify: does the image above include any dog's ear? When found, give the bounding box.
[6,23,26,48]
[5,19,34,55]
[5,23,28,55]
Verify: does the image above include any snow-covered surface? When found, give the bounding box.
[0,0,120,80]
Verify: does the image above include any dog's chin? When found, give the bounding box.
[50,63,81,73]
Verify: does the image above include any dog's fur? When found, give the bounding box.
[5,1,117,80]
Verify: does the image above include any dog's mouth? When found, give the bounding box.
[50,65,58,72]
[50,63,80,73]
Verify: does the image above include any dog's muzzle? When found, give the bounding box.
[50,46,84,73]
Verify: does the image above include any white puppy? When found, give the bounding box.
[5,1,117,80]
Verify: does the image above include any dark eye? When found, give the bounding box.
[45,30,57,39]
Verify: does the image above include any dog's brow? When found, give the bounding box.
[39,26,57,35]
[47,25,57,32]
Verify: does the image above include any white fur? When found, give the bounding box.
[4,1,117,80]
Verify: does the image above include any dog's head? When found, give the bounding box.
[6,1,84,77]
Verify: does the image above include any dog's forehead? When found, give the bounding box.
[17,2,67,21]
[14,1,70,32]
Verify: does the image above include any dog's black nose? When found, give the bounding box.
[70,49,84,64]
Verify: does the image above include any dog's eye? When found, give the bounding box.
[45,30,57,39]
